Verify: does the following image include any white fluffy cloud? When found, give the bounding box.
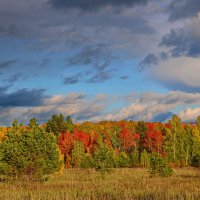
[90,91,200,122]
[1,90,200,125]
[148,56,200,92]
[0,92,109,125]
[179,107,200,122]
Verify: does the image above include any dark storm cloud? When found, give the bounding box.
[160,52,169,60]
[68,46,98,66]
[67,44,115,71]
[40,58,51,68]
[160,28,200,57]
[87,70,113,83]
[160,80,200,93]
[168,0,200,21]
[63,70,113,85]
[63,73,83,85]
[0,59,18,69]
[120,76,129,80]
[4,73,24,84]
[66,44,117,83]
[140,54,158,70]
[0,87,46,107]
[49,0,149,11]
[0,86,9,94]
[0,24,17,36]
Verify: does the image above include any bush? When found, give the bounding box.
[94,144,115,175]
[130,149,140,167]
[149,153,173,177]
[191,155,200,167]
[80,154,94,168]
[71,141,85,167]
[0,127,62,180]
[115,152,131,168]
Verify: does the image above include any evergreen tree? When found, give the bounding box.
[0,128,62,180]
[46,114,67,137]
[94,144,115,174]
[12,118,19,128]
[149,153,173,177]
[28,118,39,129]
[135,121,148,162]
[66,115,74,132]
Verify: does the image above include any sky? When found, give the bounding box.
[0,0,200,125]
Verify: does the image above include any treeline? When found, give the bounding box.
[47,114,200,169]
[0,114,199,179]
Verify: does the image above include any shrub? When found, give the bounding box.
[71,141,85,167]
[149,153,173,177]
[93,144,115,175]
[130,149,140,167]
[0,127,62,180]
[115,152,131,168]
[80,154,94,168]
[191,155,200,168]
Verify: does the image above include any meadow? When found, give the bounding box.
[0,168,199,200]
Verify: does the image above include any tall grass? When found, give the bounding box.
[0,168,199,200]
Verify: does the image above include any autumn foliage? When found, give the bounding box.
[0,114,199,177]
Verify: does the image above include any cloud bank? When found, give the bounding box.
[49,0,150,11]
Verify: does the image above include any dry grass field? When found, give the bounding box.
[0,168,199,200]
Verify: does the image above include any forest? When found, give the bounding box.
[0,114,199,177]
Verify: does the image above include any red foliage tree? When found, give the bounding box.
[144,123,163,154]
[74,129,98,153]
[58,132,74,167]
[119,126,140,152]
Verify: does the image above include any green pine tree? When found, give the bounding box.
[0,128,62,180]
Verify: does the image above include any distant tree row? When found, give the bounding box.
[0,114,199,179]
[55,114,200,169]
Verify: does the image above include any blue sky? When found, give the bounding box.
[0,0,200,125]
